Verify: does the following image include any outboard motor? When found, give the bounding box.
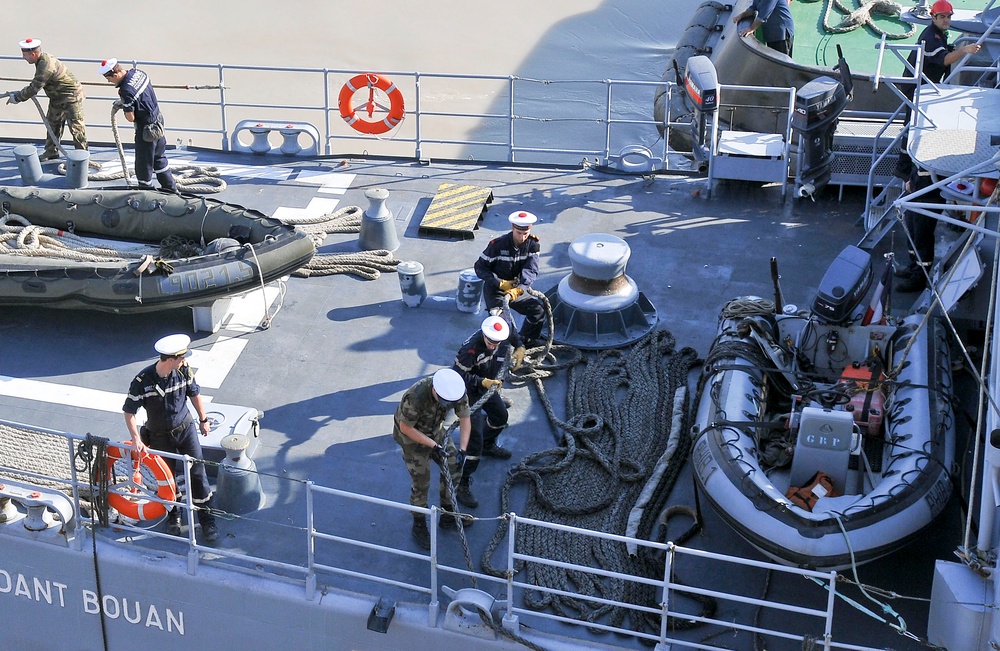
[792,47,853,198]
[812,245,873,325]
[682,55,719,168]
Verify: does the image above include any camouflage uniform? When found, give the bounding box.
[15,52,87,157]
[392,376,470,509]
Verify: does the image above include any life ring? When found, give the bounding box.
[338,74,405,135]
[105,442,176,521]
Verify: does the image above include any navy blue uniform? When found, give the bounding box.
[474,232,545,345]
[123,363,211,508]
[453,331,510,480]
[749,0,794,55]
[115,68,176,191]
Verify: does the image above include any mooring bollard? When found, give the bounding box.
[397,260,427,307]
[215,434,265,515]
[64,150,90,189]
[456,268,484,313]
[14,145,43,185]
[360,188,399,252]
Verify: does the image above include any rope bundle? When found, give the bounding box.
[276,205,403,279]
[0,213,154,262]
[482,328,706,636]
[801,0,916,39]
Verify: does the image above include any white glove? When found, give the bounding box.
[6,92,19,105]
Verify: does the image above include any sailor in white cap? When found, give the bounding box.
[450,316,518,508]
[100,57,178,192]
[474,209,546,348]
[9,37,88,161]
[122,334,219,543]
[392,369,473,550]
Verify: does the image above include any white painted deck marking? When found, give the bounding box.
[271,197,342,222]
[0,375,213,414]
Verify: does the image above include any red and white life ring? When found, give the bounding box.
[106,442,176,521]
[338,74,405,135]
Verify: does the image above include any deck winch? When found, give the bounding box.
[543,233,656,349]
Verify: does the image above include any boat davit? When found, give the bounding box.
[0,186,315,312]
[691,245,954,569]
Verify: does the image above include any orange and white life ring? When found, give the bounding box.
[106,442,176,521]
[338,74,405,136]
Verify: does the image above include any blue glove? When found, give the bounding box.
[6,92,18,105]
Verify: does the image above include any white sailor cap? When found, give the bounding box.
[508,211,537,229]
[18,38,41,51]
[432,368,466,402]
[154,334,192,358]
[98,58,118,76]
[481,316,510,342]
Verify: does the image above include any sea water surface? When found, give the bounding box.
[4,1,705,159]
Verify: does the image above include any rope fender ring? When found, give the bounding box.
[105,442,176,521]
[338,73,405,135]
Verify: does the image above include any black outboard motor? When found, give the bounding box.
[792,46,853,198]
[682,55,720,168]
[812,245,873,325]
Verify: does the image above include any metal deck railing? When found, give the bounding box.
[0,417,900,651]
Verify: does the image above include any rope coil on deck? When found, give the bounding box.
[802,0,916,39]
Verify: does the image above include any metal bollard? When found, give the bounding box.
[13,145,43,185]
[456,268,484,313]
[397,260,427,307]
[360,188,399,252]
[215,434,265,515]
[64,150,90,189]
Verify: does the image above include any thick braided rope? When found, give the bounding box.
[481,329,705,636]
[0,213,153,262]
[276,206,402,279]
[801,0,916,39]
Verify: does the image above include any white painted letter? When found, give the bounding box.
[33,578,52,604]
[166,609,184,636]
[123,599,142,624]
[102,595,120,619]
[145,604,163,631]
[53,582,67,608]
[14,574,30,598]
[0,569,10,593]
[82,589,99,614]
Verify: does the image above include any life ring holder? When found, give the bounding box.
[338,74,405,136]
[105,442,177,521]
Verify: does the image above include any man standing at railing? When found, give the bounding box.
[123,334,219,543]
[6,38,88,162]
[895,0,982,180]
[99,58,178,192]
[392,369,473,550]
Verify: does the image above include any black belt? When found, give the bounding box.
[145,417,193,436]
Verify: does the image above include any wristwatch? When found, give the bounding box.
[199,417,209,424]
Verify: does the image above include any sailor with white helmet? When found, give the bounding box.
[474,210,545,352]
[451,316,516,508]
[392,368,473,550]
[122,334,219,543]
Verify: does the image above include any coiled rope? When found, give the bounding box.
[482,323,707,638]
[801,0,916,39]
[276,205,403,279]
[0,213,155,262]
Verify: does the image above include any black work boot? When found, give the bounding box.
[896,271,927,293]
[199,511,220,544]
[166,509,181,536]
[412,514,431,550]
[482,442,512,459]
[456,477,478,508]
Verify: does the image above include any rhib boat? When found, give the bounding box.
[692,245,955,569]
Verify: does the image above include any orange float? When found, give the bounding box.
[338,74,405,135]
[105,442,176,521]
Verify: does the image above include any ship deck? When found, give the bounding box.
[0,139,966,651]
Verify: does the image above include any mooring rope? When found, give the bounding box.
[0,213,155,262]
[481,326,706,638]
[801,0,916,39]
[276,205,403,279]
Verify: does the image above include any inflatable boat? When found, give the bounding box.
[657,0,990,152]
[691,246,955,569]
[0,186,315,312]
